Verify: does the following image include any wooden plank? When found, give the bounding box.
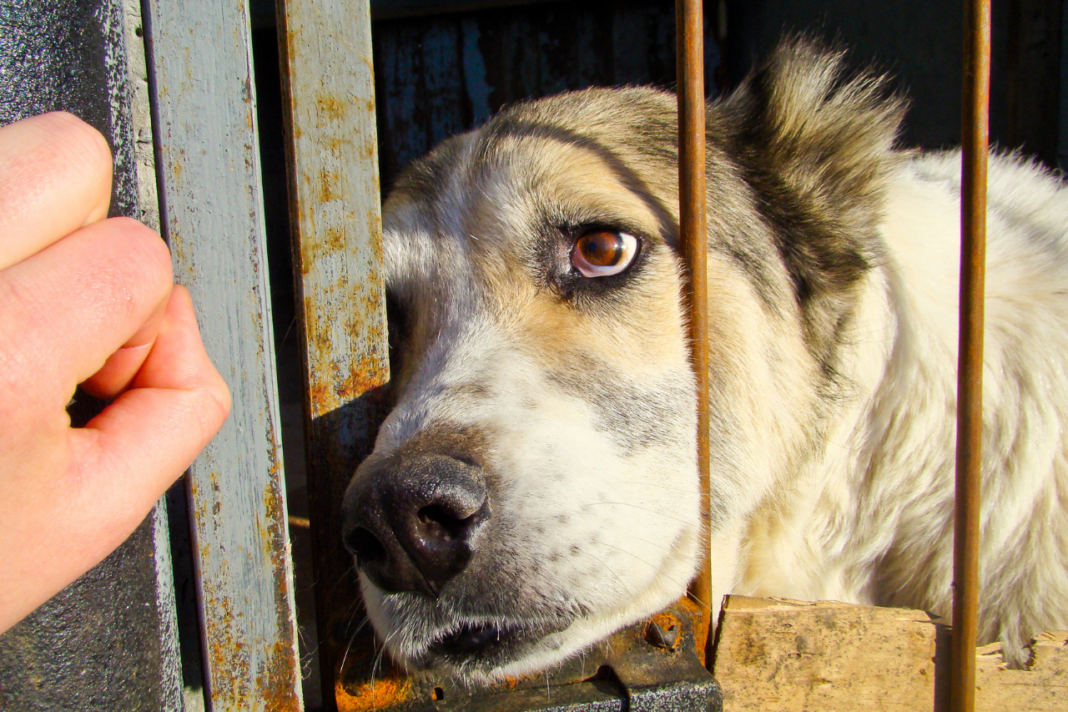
[371,0,566,20]
[372,1,686,189]
[1005,0,1062,167]
[117,1,186,707]
[275,0,389,708]
[974,632,1068,711]
[712,596,940,711]
[142,1,303,709]
[714,597,1067,710]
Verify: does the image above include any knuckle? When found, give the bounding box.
[43,112,113,178]
[102,218,173,283]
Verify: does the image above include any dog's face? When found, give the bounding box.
[342,90,706,680]
[341,42,902,681]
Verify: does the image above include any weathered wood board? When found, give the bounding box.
[974,631,1068,711]
[713,596,1067,711]
[371,0,716,189]
[713,596,939,711]
[143,0,303,709]
[0,1,183,709]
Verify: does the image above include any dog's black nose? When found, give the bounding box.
[342,453,489,597]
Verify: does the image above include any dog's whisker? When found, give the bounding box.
[593,539,712,612]
[582,500,694,526]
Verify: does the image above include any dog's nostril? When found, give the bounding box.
[345,527,387,566]
[417,504,476,540]
[343,452,489,596]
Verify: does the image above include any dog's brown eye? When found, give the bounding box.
[571,230,639,277]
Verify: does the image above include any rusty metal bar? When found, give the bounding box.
[676,0,712,668]
[951,1,991,711]
[275,0,389,708]
[143,0,305,708]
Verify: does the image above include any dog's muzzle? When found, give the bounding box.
[342,451,490,598]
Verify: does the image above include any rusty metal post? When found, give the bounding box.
[952,1,991,711]
[676,0,712,668]
[143,0,305,707]
[275,1,389,708]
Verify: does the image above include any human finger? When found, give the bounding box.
[72,285,230,525]
[80,292,170,400]
[0,216,173,410]
[0,112,112,271]
[128,286,231,411]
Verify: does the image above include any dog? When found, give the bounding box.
[341,39,1068,681]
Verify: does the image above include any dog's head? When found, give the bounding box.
[341,41,903,681]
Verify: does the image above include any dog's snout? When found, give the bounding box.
[343,453,489,597]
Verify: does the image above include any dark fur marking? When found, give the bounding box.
[548,351,691,454]
[398,423,492,470]
[716,38,905,378]
[471,114,679,249]
[449,382,492,401]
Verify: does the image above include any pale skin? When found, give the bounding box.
[0,112,231,634]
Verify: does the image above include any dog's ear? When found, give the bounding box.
[716,37,906,377]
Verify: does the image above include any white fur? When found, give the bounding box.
[724,153,1068,663]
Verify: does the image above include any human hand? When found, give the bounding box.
[0,112,231,634]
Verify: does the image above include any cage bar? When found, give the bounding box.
[951,0,991,711]
[274,0,390,708]
[142,0,304,708]
[675,0,712,667]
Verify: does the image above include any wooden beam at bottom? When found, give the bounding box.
[712,596,1067,712]
[974,632,1068,711]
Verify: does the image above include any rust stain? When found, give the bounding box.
[344,358,389,397]
[209,470,222,518]
[677,596,711,666]
[318,170,341,203]
[325,226,345,253]
[326,136,352,151]
[309,379,337,414]
[316,94,348,123]
[501,672,543,690]
[258,478,303,712]
[646,609,684,652]
[205,592,253,705]
[257,639,302,711]
[336,672,412,712]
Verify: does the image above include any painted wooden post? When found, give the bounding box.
[275,0,390,707]
[142,0,304,709]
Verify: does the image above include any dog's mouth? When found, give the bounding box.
[368,585,575,672]
[428,620,529,658]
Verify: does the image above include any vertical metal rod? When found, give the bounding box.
[952,1,990,710]
[676,0,712,669]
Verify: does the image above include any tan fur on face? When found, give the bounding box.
[467,138,689,375]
